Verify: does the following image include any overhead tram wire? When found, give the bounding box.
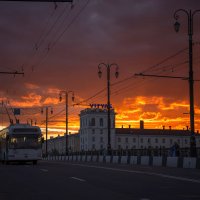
[35,3,70,50]
[20,1,75,78]
[49,0,90,49]
[75,45,196,106]
[141,47,189,74]
[21,4,59,71]
[29,0,90,71]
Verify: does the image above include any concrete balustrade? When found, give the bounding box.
[112,156,119,164]
[99,156,104,163]
[69,156,72,161]
[92,155,97,162]
[130,156,138,165]
[120,156,128,164]
[141,156,150,165]
[86,155,91,162]
[44,155,200,169]
[152,156,163,167]
[167,157,178,167]
[183,157,196,168]
[77,155,81,162]
[72,155,77,161]
[82,155,86,162]
[105,156,111,163]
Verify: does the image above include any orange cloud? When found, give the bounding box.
[43,97,59,105]
[47,87,60,94]
[12,93,42,107]
[114,95,199,131]
[25,83,39,90]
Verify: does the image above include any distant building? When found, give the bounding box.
[79,108,200,151]
[43,108,200,154]
[115,128,197,150]
[43,133,79,155]
[68,133,80,152]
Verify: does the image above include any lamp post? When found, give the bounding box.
[59,90,74,155]
[98,63,119,153]
[41,106,53,156]
[173,9,200,157]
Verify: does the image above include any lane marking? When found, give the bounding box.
[68,163,200,184]
[70,177,86,182]
[40,169,48,172]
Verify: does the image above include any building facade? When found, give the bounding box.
[43,133,80,155]
[43,108,200,154]
[79,108,116,151]
[115,128,200,150]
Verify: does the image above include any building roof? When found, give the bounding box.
[115,128,196,136]
[80,108,115,116]
[48,133,79,141]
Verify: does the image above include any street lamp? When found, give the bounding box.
[98,63,119,153]
[173,9,200,157]
[41,106,53,156]
[59,90,75,155]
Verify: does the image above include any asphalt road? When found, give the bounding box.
[1,160,200,200]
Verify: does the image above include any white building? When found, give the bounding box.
[79,108,200,151]
[115,128,198,150]
[43,133,79,155]
[43,108,200,154]
[79,108,115,151]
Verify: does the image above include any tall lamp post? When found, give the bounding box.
[173,9,200,157]
[98,63,119,153]
[59,90,75,155]
[41,106,53,156]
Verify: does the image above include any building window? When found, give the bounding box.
[133,138,136,143]
[126,145,128,149]
[90,118,95,126]
[155,138,158,143]
[185,139,188,144]
[92,144,95,149]
[100,137,103,143]
[118,145,121,149]
[100,129,103,134]
[118,138,121,142]
[92,129,95,134]
[162,138,165,143]
[147,138,151,143]
[100,118,103,127]
[170,139,173,145]
[92,137,95,142]
[100,144,103,149]
[140,138,143,143]
[140,145,143,149]
[125,138,128,143]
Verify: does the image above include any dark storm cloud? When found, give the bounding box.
[0,0,200,103]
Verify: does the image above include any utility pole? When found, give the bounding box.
[59,91,74,155]
[41,106,53,156]
[173,9,200,157]
[98,63,119,154]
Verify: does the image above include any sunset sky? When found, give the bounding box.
[0,0,200,138]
